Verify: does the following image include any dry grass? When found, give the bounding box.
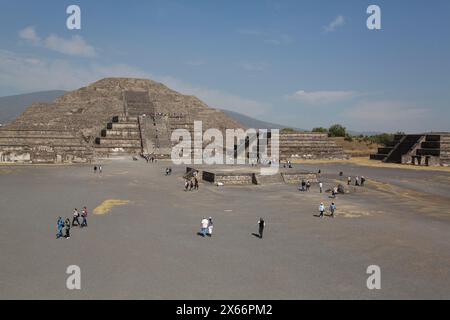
[93,199,130,215]
[332,137,380,157]
[291,157,450,173]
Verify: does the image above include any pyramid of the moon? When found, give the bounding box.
[0,77,345,163]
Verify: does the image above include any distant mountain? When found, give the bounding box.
[220,109,305,131]
[0,90,66,124]
[0,90,381,136]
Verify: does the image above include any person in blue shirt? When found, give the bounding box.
[56,217,64,239]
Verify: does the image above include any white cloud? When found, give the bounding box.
[323,15,345,33]
[0,50,144,93]
[343,100,430,132]
[44,34,97,57]
[0,50,270,117]
[286,90,357,105]
[18,26,40,44]
[18,26,97,58]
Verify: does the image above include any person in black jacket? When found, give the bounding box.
[258,218,265,239]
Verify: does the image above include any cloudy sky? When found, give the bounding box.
[0,0,449,132]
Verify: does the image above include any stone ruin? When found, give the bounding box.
[370,133,450,166]
[0,77,345,164]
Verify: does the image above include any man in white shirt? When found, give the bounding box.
[319,203,325,218]
[319,182,323,193]
[201,218,209,237]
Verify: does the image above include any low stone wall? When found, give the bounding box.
[282,172,318,184]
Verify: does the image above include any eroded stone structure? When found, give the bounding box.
[370,133,450,166]
[0,77,345,164]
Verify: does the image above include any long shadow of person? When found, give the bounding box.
[251,233,262,238]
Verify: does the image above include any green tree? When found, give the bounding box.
[312,127,328,133]
[281,128,295,133]
[328,124,346,137]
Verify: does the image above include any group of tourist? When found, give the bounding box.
[56,207,88,239]
[143,154,157,163]
[184,177,199,191]
[93,165,102,173]
[347,175,366,186]
[199,217,214,237]
[299,179,312,191]
[199,217,266,239]
[165,167,172,175]
[318,202,337,218]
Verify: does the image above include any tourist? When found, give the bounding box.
[99,165,102,173]
[56,217,64,239]
[184,179,189,191]
[347,176,352,185]
[331,186,338,198]
[319,182,323,193]
[194,177,199,190]
[81,207,88,227]
[258,218,265,239]
[72,208,80,227]
[329,202,336,218]
[361,176,366,186]
[306,180,311,191]
[94,166,97,173]
[355,176,360,186]
[64,218,71,239]
[189,180,194,191]
[207,217,214,237]
[200,218,209,237]
[300,179,306,191]
[318,202,325,218]
[165,168,169,176]
[339,171,343,177]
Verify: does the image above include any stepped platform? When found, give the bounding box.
[370,133,450,166]
[278,132,345,160]
[187,165,318,186]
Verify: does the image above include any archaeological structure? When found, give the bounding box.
[370,133,450,166]
[0,78,344,164]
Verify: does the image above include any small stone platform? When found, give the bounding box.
[186,165,318,185]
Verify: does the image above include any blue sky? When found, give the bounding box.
[0,0,449,132]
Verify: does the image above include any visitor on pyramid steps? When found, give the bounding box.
[329,203,337,218]
[72,208,80,227]
[64,218,71,239]
[319,182,323,193]
[318,203,325,218]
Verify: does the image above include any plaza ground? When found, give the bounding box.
[1,158,450,299]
